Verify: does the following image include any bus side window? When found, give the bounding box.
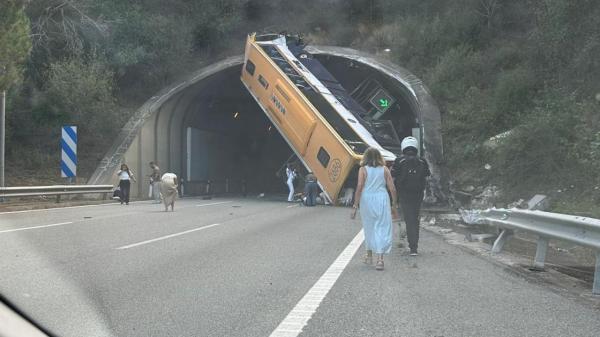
[245,60,256,76]
[258,75,269,89]
[317,147,330,168]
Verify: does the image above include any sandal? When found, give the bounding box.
[375,260,384,271]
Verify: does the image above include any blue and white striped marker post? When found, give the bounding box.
[61,126,77,179]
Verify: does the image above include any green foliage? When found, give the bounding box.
[41,56,120,138]
[489,67,537,131]
[528,0,600,92]
[426,46,485,106]
[490,91,585,193]
[0,0,32,90]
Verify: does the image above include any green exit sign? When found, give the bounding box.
[369,88,395,113]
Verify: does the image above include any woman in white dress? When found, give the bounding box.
[351,148,397,270]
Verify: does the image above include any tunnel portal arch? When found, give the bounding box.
[89,46,447,202]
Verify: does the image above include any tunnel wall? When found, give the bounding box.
[89,47,447,201]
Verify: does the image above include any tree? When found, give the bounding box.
[0,0,32,90]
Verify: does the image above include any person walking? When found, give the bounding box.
[160,172,178,212]
[286,163,296,202]
[351,147,397,270]
[149,162,161,203]
[117,164,136,205]
[392,136,430,256]
[303,172,318,206]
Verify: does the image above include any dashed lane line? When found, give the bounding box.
[269,229,364,337]
[115,223,221,250]
[0,200,235,235]
[0,222,74,234]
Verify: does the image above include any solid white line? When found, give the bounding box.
[0,222,74,234]
[195,201,232,207]
[286,204,299,208]
[269,230,364,337]
[116,223,221,250]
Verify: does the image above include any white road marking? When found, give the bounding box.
[0,198,233,215]
[0,222,74,234]
[286,204,299,208]
[269,230,364,337]
[0,200,150,215]
[195,201,233,207]
[116,223,221,250]
[0,203,112,215]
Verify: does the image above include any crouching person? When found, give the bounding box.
[304,172,319,206]
[160,173,178,212]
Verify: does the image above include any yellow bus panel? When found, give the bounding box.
[241,34,372,203]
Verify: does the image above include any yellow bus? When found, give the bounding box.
[240,33,401,203]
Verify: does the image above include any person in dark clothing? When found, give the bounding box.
[117,164,136,205]
[391,136,430,256]
[304,172,319,206]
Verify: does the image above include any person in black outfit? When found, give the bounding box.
[391,136,430,256]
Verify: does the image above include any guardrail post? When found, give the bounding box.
[533,237,549,270]
[594,251,600,295]
[491,229,511,254]
[56,194,61,203]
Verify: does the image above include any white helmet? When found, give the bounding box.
[401,136,419,152]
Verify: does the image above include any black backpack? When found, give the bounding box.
[395,155,428,193]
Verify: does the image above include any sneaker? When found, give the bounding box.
[409,250,418,256]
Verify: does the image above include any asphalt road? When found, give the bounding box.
[0,198,598,337]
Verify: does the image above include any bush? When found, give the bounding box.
[426,45,485,106]
[489,66,537,131]
[490,91,582,194]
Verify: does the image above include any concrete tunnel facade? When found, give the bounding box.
[89,45,448,203]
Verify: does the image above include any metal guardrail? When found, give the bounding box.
[0,185,114,203]
[466,208,600,295]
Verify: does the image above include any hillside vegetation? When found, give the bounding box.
[2,0,599,213]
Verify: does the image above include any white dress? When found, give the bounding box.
[359,166,392,254]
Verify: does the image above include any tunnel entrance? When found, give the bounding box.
[91,47,446,202]
[180,59,419,198]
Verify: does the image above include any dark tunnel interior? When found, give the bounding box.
[182,66,292,196]
[179,57,419,197]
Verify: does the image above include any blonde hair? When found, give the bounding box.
[360,147,385,167]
